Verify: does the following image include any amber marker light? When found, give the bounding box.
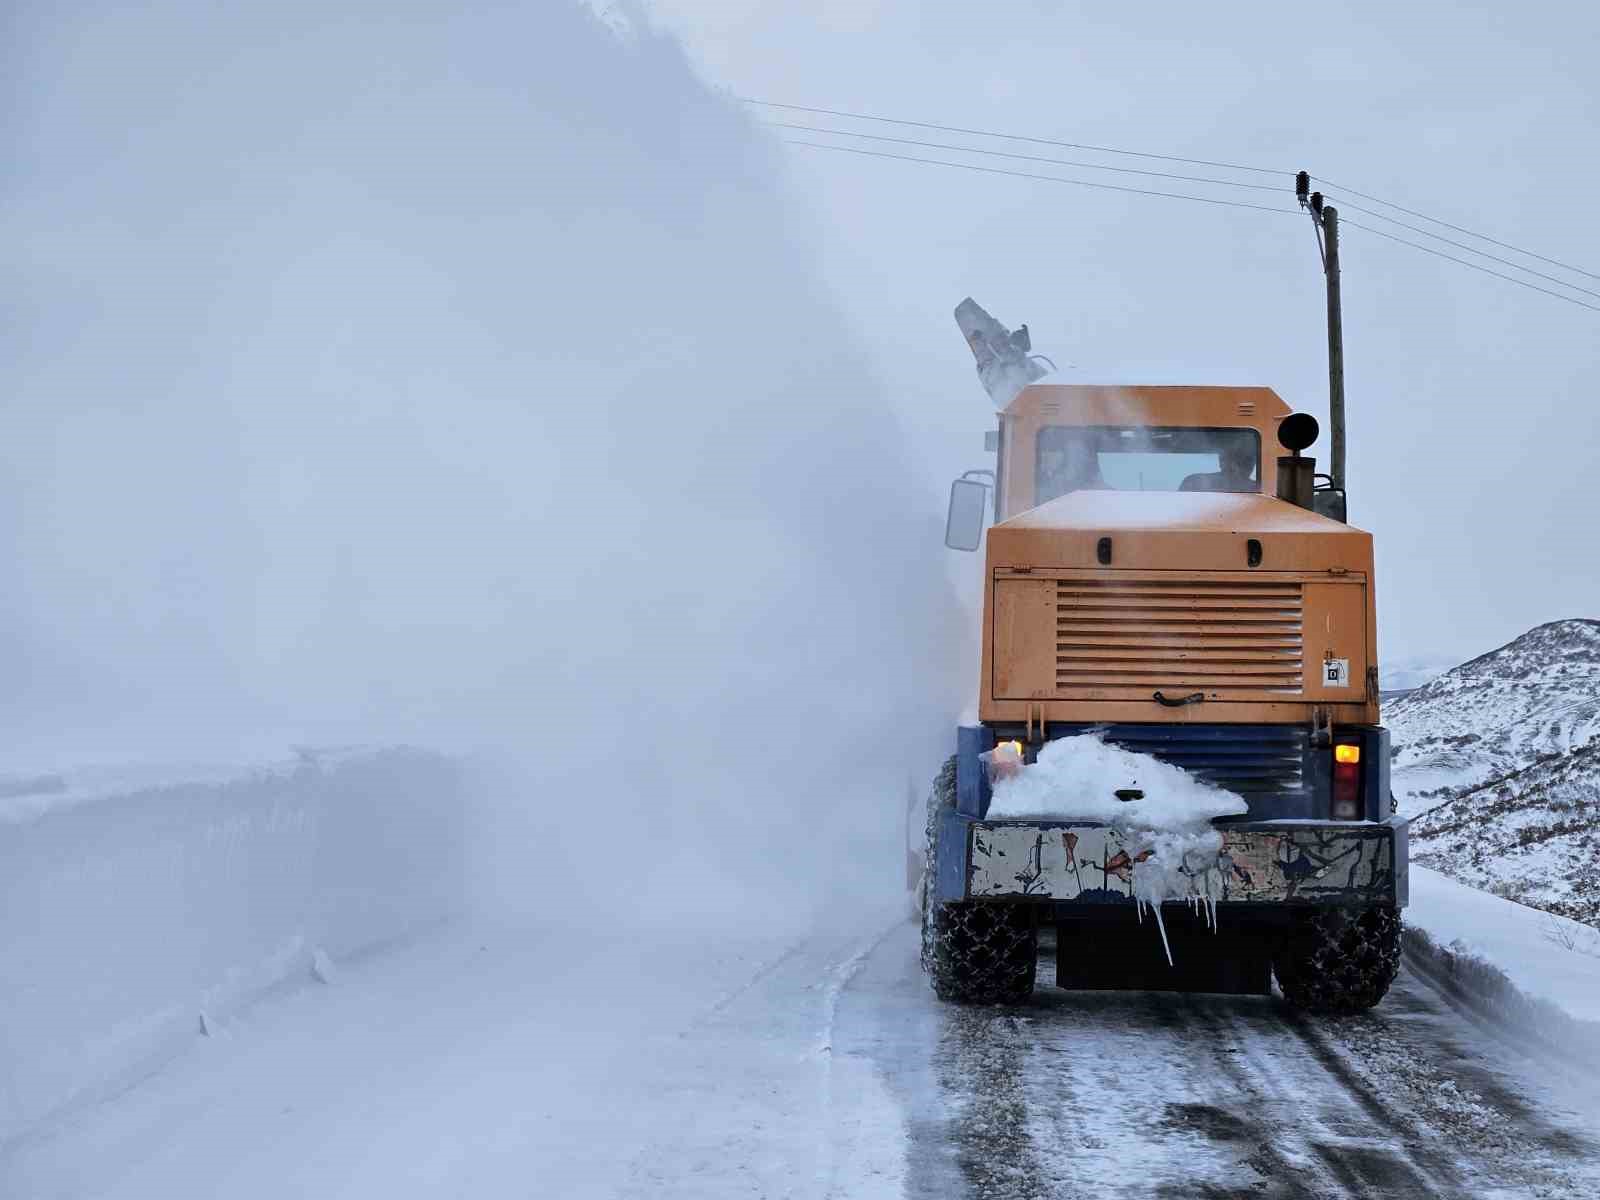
[1334,744,1361,765]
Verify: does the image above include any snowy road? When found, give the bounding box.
[838,928,1600,1199]
[7,913,1598,1199]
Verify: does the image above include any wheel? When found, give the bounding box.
[921,895,1038,1004]
[919,755,1037,1004]
[1273,905,1401,1013]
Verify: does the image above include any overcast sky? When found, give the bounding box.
[648,0,1600,664]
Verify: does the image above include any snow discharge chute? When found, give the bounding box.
[954,297,1056,409]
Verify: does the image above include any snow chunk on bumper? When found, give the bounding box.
[984,733,1248,825]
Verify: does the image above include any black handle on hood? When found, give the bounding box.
[1153,691,1206,707]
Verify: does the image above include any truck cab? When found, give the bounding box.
[925,384,1407,1012]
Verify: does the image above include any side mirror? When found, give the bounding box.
[1312,488,1348,523]
[944,477,990,552]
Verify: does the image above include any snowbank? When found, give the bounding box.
[0,747,464,1143]
[1404,865,1600,1029]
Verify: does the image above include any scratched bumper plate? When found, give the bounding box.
[966,822,1404,905]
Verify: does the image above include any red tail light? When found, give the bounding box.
[1331,739,1363,820]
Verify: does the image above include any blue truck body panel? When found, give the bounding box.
[955,724,995,818]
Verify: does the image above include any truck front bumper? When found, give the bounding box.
[932,815,1408,908]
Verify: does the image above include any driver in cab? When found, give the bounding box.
[1180,443,1259,493]
[1037,441,1107,501]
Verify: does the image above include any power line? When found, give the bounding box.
[1318,176,1600,284]
[1340,219,1600,313]
[780,139,1304,215]
[743,97,1290,177]
[761,120,1286,193]
[782,138,1598,315]
[759,100,1598,314]
[743,97,1600,289]
[1324,195,1600,302]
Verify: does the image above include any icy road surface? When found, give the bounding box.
[6,912,1599,1199]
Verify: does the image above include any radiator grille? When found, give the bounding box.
[1055,579,1304,697]
[1075,723,1310,797]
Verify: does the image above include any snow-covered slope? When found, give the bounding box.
[1388,619,1600,807]
[1386,619,1600,925]
[1408,740,1600,925]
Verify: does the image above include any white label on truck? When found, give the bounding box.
[1324,658,1351,687]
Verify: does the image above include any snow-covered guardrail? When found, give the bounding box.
[0,747,465,1142]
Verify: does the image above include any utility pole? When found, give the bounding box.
[1323,204,1345,490]
[1296,172,1346,490]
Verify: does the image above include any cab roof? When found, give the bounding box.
[1004,384,1293,427]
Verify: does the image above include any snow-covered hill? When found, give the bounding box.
[1407,742,1600,925]
[1388,619,1600,805]
[1386,619,1600,925]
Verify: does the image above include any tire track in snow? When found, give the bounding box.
[618,913,910,1199]
[1400,937,1600,1086]
[1185,978,1561,1198]
[1277,1006,1463,1196]
[1301,968,1600,1197]
[871,930,1565,1199]
[1174,991,1466,1198]
[692,938,809,1025]
[817,918,910,1198]
[630,919,1600,1199]
[817,921,903,1057]
[832,921,1065,1199]
[1171,994,1345,1199]
[934,1004,1057,1199]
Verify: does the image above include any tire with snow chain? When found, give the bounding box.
[919,756,1037,1004]
[1273,905,1401,1014]
[922,896,1038,1004]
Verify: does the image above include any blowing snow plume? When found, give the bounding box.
[2,3,965,927]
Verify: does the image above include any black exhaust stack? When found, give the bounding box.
[1276,413,1319,511]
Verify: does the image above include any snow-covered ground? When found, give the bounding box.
[7,896,1598,1200]
[1405,865,1600,1026]
[0,909,887,1199]
[5,743,1597,1199]
[10,739,1600,1198]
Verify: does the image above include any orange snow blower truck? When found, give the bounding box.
[924,317,1405,1013]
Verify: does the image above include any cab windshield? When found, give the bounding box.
[1035,425,1261,505]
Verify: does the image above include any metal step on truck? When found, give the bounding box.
[923,309,1406,1013]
